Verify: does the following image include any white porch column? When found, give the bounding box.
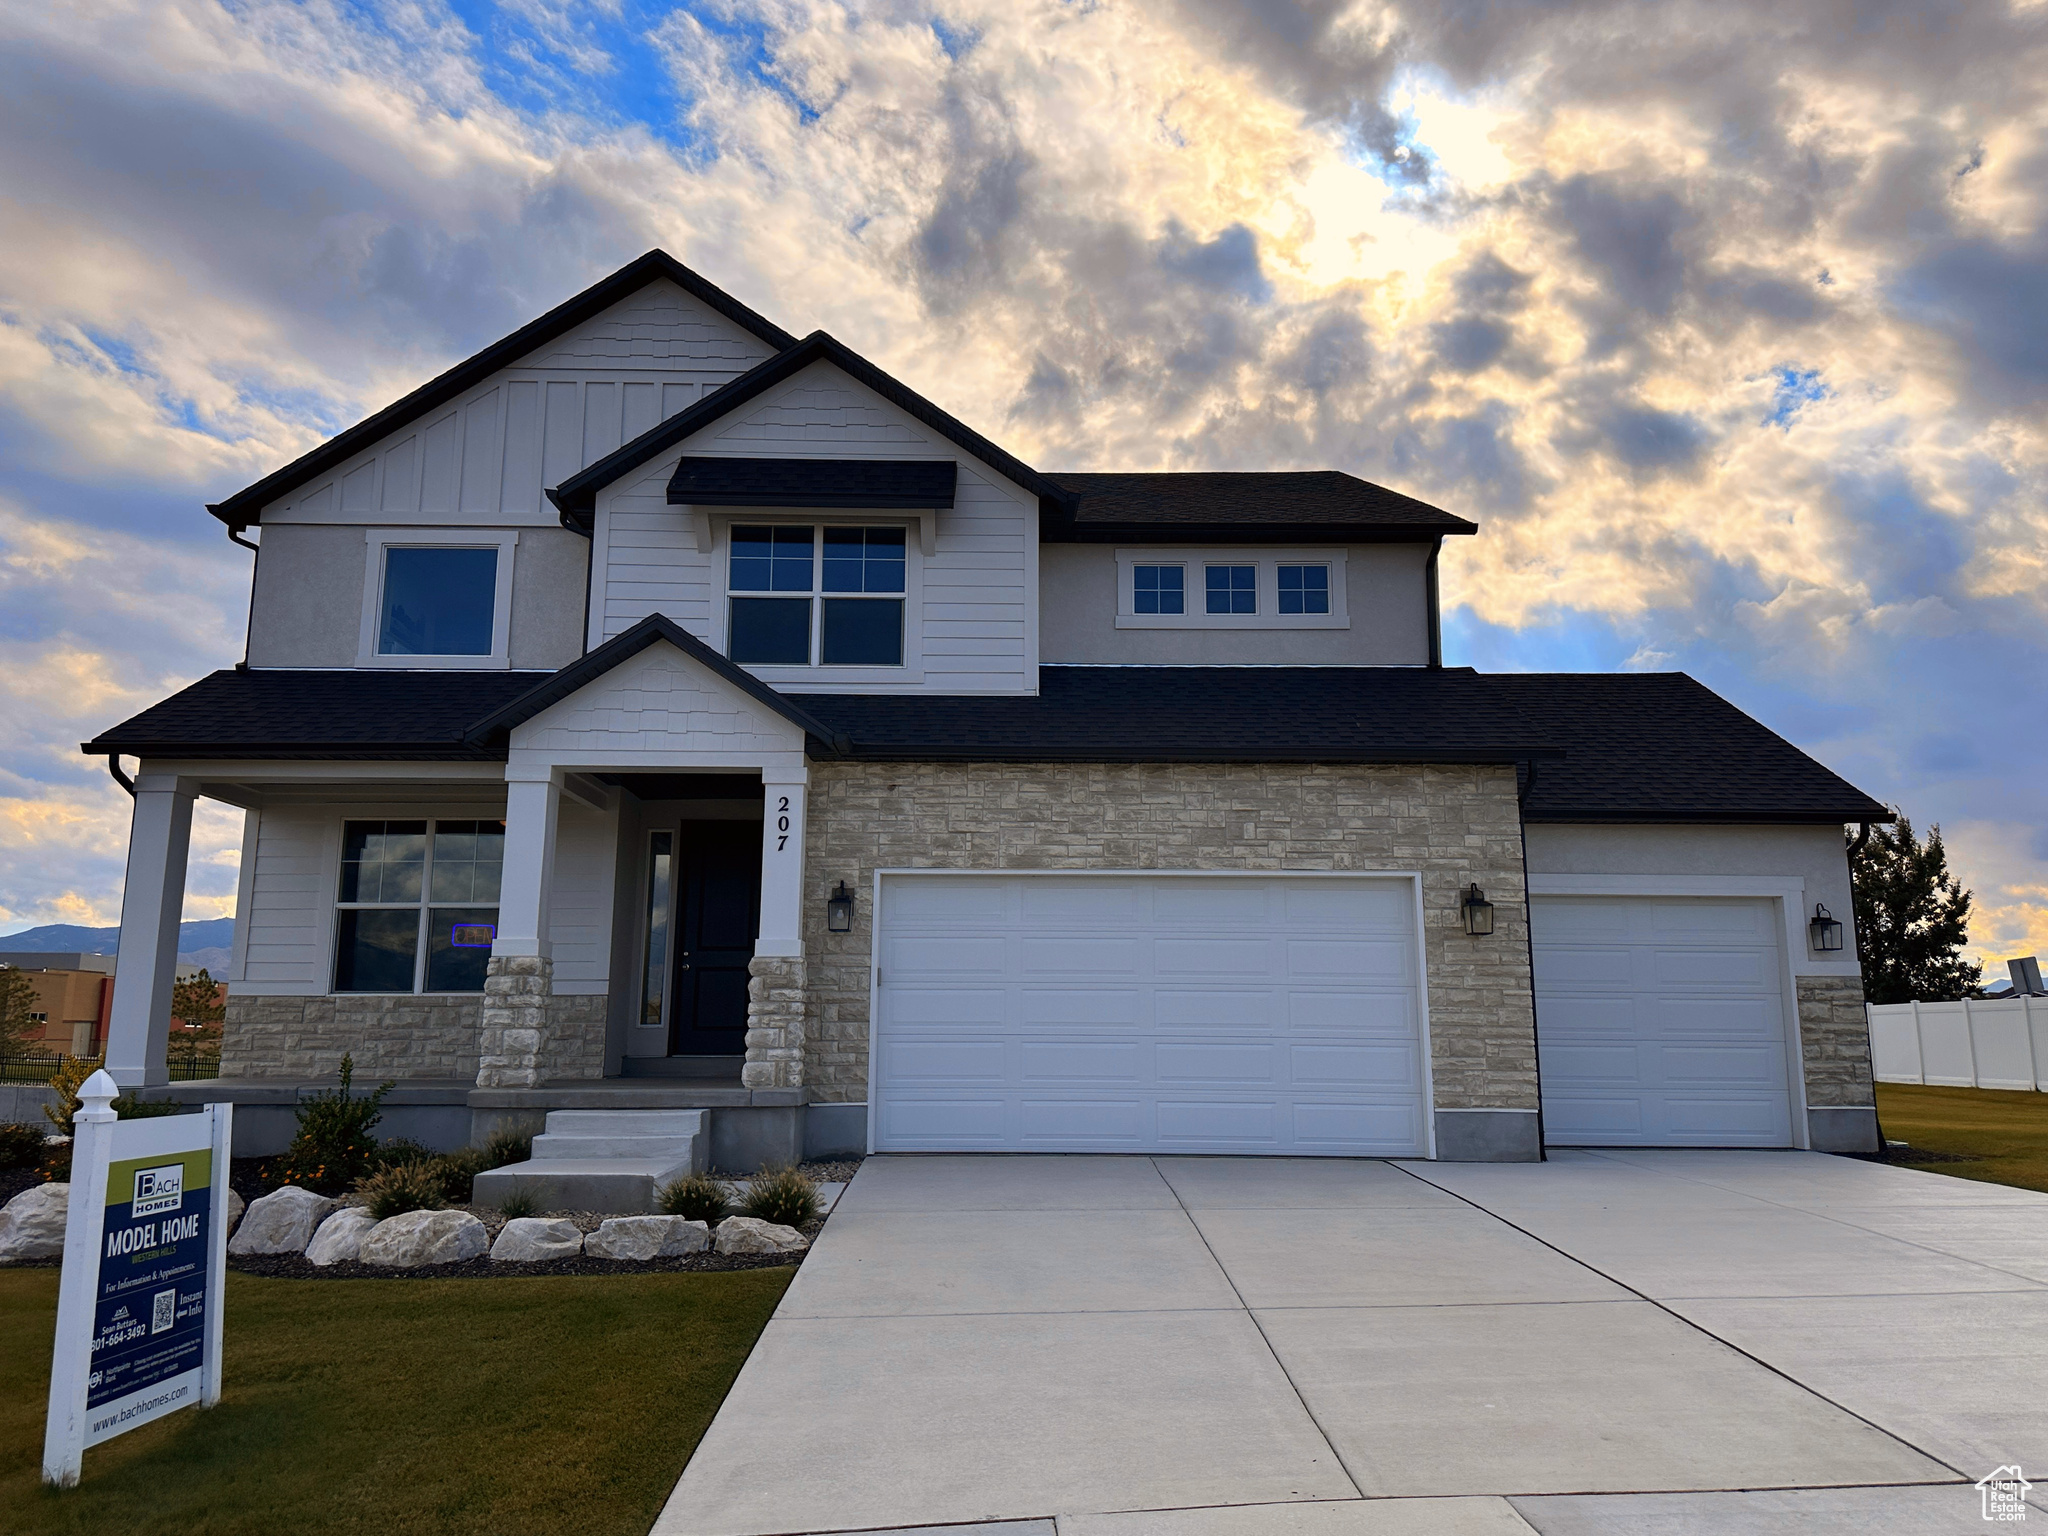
[479,770,560,1089]
[746,771,809,1090]
[756,774,807,958]
[105,773,196,1088]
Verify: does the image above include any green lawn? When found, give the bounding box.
[3,1266,791,1536]
[1875,1081,2048,1194]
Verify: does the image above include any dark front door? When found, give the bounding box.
[668,821,761,1057]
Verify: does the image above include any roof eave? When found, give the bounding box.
[1045,521,1477,544]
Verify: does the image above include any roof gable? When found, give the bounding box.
[210,252,797,530]
[549,332,1072,529]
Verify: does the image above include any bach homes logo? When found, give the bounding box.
[131,1165,184,1218]
[1980,1466,2034,1523]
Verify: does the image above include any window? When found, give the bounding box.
[640,832,673,1030]
[727,524,905,667]
[378,548,498,656]
[1206,564,1257,615]
[28,1012,46,1025]
[1133,565,1185,615]
[1278,564,1330,615]
[333,819,504,993]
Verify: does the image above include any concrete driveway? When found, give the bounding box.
[657,1151,2048,1536]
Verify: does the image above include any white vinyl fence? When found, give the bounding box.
[1868,997,2048,1091]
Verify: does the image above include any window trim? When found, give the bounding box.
[330,816,506,996]
[711,513,924,683]
[1114,547,1349,630]
[357,528,519,669]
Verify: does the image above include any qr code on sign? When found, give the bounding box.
[151,1288,176,1334]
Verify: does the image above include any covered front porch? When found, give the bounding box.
[100,623,845,1156]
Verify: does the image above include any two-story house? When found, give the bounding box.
[87,251,1888,1170]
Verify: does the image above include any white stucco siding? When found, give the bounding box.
[589,360,1038,695]
[259,280,774,529]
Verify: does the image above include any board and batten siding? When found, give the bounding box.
[590,361,1038,694]
[257,281,778,528]
[230,799,616,996]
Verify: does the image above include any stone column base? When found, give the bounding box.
[744,955,808,1090]
[478,954,552,1089]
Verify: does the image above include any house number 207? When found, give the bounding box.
[776,796,791,851]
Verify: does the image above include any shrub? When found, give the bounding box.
[113,1093,185,1120]
[496,1188,537,1220]
[739,1164,820,1228]
[0,1121,47,1169]
[356,1161,448,1220]
[270,1055,392,1196]
[481,1129,533,1169]
[43,1055,102,1135]
[427,1148,489,1203]
[378,1137,437,1168]
[656,1170,729,1223]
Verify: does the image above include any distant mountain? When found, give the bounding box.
[0,917,237,973]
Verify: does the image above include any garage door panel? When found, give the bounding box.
[1155,1042,1280,1082]
[1289,1043,1420,1088]
[887,935,1008,976]
[1153,988,1286,1028]
[875,875,1427,1156]
[1154,938,1277,973]
[1534,895,1793,1148]
[1017,1098,1147,1141]
[887,880,1009,923]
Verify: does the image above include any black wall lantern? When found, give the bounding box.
[1810,902,1844,953]
[826,881,856,934]
[1462,883,1495,937]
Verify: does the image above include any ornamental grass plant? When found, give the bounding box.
[656,1171,729,1223]
[738,1164,820,1228]
[357,1161,449,1220]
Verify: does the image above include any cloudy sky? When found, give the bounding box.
[0,0,2043,966]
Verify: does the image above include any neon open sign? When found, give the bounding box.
[450,924,496,948]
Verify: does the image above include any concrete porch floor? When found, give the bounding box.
[659,1149,2048,1536]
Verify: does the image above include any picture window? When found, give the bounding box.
[334,819,504,993]
[377,547,498,656]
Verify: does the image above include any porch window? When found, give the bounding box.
[333,819,504,993]
[727,524,905,667]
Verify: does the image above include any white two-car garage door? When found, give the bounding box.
[1532,896,1794,1147]
[871,874,1428,1156]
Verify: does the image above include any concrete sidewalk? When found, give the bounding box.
[657,1151,2048,1536]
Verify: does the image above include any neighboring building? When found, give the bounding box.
[0,954,115,1058]
[84,252,1888,1161]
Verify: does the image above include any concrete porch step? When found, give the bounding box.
[540,1108,708,1140]
[531,1133,700,1162]
[473,1157,695,1216]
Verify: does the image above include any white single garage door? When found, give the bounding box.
[1532,896,1793,1147]
[872,873,1428,1155]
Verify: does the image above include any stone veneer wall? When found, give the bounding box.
[222,989,608,1083]
[1796,975,1876,1107]
[744,956,808,1089]
[797,761,1537,1107]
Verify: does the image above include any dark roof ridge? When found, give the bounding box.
[548,330,1073,530]
[208,251,797,530]
[461,614,838,749]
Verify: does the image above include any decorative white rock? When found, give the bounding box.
[225,1188,245,1237]
[0,1182,68,1261]
[305,1207,380,1266]
[713,1216,809,1255]
[585,1215,709,1261]
[491,1217,584,1263]
[228,1185,338,1256]
[358,1209,488,1268]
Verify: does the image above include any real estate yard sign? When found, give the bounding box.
[42,1070,232,1487]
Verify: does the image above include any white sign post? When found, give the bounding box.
[42,1070,232,1487]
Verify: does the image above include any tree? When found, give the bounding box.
[0,965,40,1053]
[1848,818,1983,1004]
[171,968,226,1056]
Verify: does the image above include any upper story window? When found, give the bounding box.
[727,524,905,667]
[1133,564,1184,615]
[379,547,497,655]
[1278,564,1330,615]
[1114,548,1349,632]
[358,530,518,669]
[333,819,504,994]
[1205,564,1257,615]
